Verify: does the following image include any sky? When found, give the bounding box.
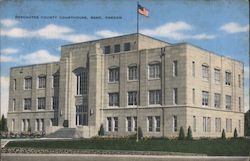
[0,0,249,116]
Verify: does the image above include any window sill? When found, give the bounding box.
[148,78,161,81]
[108,81,119,84]
[201,79,209,82]
[127,79,138,82]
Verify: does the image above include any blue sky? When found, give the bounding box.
[0,0,249,116]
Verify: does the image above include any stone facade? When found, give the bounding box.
[7,33,244,138]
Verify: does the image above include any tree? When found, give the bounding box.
[187,126,193,140]
[245,110,250,136]
[178,126,185,140]
[0,115,8,132]
[137,126,143,140]
[221,129,226,139]
[98,124,104,136]
[234,128,238,138]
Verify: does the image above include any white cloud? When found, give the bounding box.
[20,50,60,64]
[1,24,97,43]
[1,48,18,55]
[95,30,123,38]
[141,21,215,40]
[1,28,31,38]
[191,33,216,40]
[220,22,249,33]
[0,55,17,62]
[0,19,18,27]
[1,76,9,116]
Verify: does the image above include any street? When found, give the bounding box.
[1,154,249,161]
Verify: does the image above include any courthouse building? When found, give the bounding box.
[7,33,244,138]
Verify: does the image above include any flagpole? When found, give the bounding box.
[136,1,139,142]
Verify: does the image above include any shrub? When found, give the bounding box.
[187,126,193,140]
[221,129,226,139]
[234,128,238,138]
[98,124,105,136]
[178,126,185,140]
[137,126,143,140]
[63,120,68,127]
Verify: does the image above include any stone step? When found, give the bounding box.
[45,128,77,138]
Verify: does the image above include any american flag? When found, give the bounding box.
[138,4,149,17]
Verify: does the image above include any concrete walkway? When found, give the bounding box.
[1,153,249,161]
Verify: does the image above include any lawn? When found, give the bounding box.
[5,138,250,156]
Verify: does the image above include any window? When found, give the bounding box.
[202,65,209,80]
[114,117,118,131]
[128,65,138,80]
[109,67,119,82]
[238,74,241,87]
[133,117,137,131]
[128,91,138,106]
[173,60,178,77]
[52,96,58,110]
[226,118,232,132]
[104,45,111,54]
[127,117,132,132]
[114,44,120,53]
[27,119,30,131]
[109,93,119,106]
[192,61,195,77]
[76,71,88,95]
[41,119,45,131]
[11,119,15,132]
[24,98,31,110]
[155,116,161,132]
[147,116,153,132]
[53,75,59,88]
[38,76,46,88]
[238,97,241,111]
[225,95,232,110]
[214,69,220,83]
[36,119,40,131]
[147,116,160,132]
[13,99,16,111]
[76,105,88,126]
[149,63,160,79]
[106,117,118,132]
[149,90,161,105]
[203,117,211,132]
[126,116,137,132]
[225,71,231,85]
[193,116,196,132]
[215,118,221,132]
[13,79,16,91]
[192,88,195,104]
[24,77,32,90]
[124,42,131,51]
[107,117,112,131]
[173,88,178,104]
[22,119,26,131]
[37,97,46,110]
[173,116,177,132]
[214,93,221,108]
[202,91,209,106]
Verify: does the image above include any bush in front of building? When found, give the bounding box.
[98,124,105,136]
[138,126,143,140]
[63,120,69,127]
[234,128,238,138]
[186,126,193,140]
[245,110,250,136]
[221,129,226,139]
[178,126,185,140]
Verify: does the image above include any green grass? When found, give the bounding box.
[6,138,250,156]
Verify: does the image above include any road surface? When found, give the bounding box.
[1,154,249,161]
